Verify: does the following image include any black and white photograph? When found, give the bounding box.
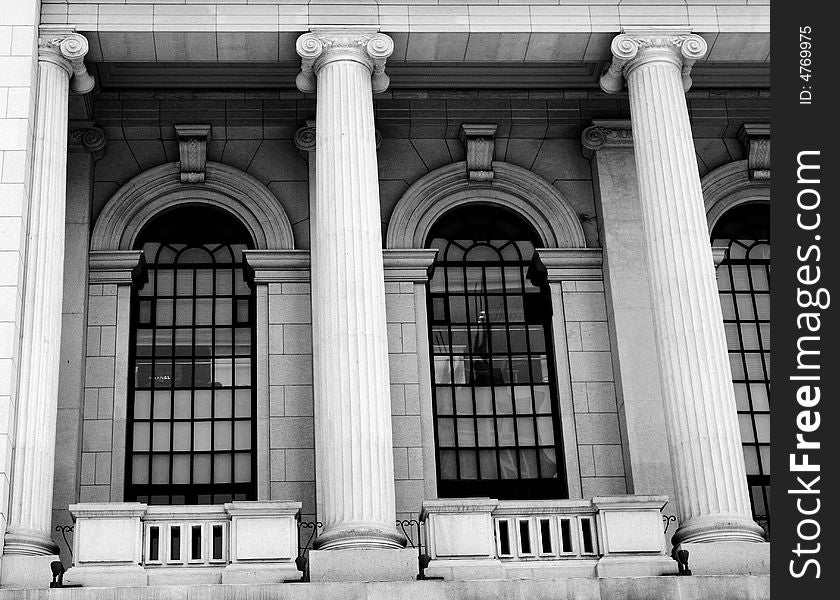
[0,1,834,598]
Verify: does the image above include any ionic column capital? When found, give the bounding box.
[38,26,95,94]
[295,29,394,94]
[600,30,707,94]
[69,123,106,158]
[581,119,634,157]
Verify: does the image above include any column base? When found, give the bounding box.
[672,513,766,545]
[0,554,60,589]
[314,523,406,550]
[675,541,770,575]
[308,548,418,582]
[3,527,61,555]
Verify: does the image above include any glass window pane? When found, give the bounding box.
[173,390,191,419]
[516,418,535,445]
[519,449,538,478]
[173,422,190,451]
[234,421,251,450]
[234,389,252,417]
[134,392,151,419]
[215,298,233,326]
[172,455,190,484]
[435,387,453,415]
[437,419,455,447]
[214,454,232,484]
[153,423,171,452]
[194,454,211,484]
[514,387,532,414]
[536,417,555,446]
[750,384,769,412]
[214,422,232,451]
[132,455,149,484]
[194,422,212,451]
[454,387,472,415]
[738,415,755,443]
[755,415,770,443]
[459,450,477,479]
[175,299,193,326]
[153,391,171,419]
[539,448,557,478]
[479,450,498,479]
[457,418,475,447]
[495,387,512,414]
[133,423,150,451]
[234,453,251,483]
[151,455,169,485]
[477,419,495,447]
[214,390,232,418]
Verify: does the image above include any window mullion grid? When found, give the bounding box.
[189,263,198,502]
[499,257,522,481]
[518,260,542,479]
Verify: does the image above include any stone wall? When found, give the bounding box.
[562,281,626,498]
[266,280,316,521]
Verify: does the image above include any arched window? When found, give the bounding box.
[712,203,770,536]
[427,204,567,500]
[126,206,256,505]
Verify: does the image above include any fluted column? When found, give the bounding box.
[4,28,94,557]
[296,30,404,550]
[600,32,765,546]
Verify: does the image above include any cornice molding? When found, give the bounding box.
[243,249,310,284]
[88,250,146,286]
[382,249,439,283]
[92,62,769,91]
[530,248,604,283]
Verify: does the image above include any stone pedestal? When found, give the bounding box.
[308,548,418,582]
[2,27,94,588]
[296,29,405,558]
[600,30,765,551]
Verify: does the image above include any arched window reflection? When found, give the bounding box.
[127,206,256,505]
[712,203,770,537]
[427,204,567,500]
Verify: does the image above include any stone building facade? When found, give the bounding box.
[0,1,770,597]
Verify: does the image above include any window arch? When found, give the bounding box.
[712,202,770,537]
[126,205,257,505]
[427,203,567,500]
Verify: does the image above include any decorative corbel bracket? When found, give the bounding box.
[175,124,211,183]
[460,124,497,183]
[738,123,770,181]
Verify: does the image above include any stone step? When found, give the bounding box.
[0,575,769,600]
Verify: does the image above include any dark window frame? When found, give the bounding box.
[712,202,771,537]
[125,207,258,505]
[426,205,568,500]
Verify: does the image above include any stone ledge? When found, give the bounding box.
[0,576,770,600]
